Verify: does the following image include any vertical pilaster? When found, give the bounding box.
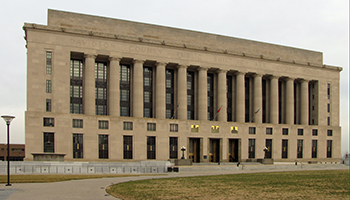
[253,74,263,123]
[156,62,166,119]
[236,72,245,123]
[83,54,96,115]
[300,79,309,125]
[270,76,279,124]
[109,57,121,117]
[286,77,295,125]
[133,59,144,118]
[217,69,227,122]
[198,67,208,121]
[177,65,187,120]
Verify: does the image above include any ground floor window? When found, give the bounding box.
[99,134,108,159]
[248,139,255,159]
[73,133,83,158]
[43,132,54,153]
[327,140,332,158]
[169,137,178,159]
[147,136,156,159]
[312,140,317,158]
[297,139,303,158]
[265,139,272,158]
[282,139,288,159]
[123,136,133,159]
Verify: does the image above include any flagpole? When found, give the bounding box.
[213,105,223,121]
[250,108,260,123]
[171,103,180,119]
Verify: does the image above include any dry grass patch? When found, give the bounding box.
[107,170,349,200]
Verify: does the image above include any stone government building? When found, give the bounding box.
[23,9,342,163]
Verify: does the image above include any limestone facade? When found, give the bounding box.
[23,9,342,162]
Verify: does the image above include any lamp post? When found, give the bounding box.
[181,146,186,159]
[2,115,15,186]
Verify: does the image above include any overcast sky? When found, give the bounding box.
[0,0,348,155]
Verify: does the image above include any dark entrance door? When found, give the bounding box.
[209,139,220,162]
[265,139,272,159]
[189,138,200,163]
[229,139,239,162]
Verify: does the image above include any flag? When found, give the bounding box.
[254,108,260,114]
[171,103,180,119]
[217,107,221,113]
[213,105,223,120]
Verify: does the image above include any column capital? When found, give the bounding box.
[84,54,97,59]
[235,71,246,76]
[177,64,188,69]
[270,75,280,80]
[286,77,296,81]
[299,79,310,83]
[133,59,145,64]
[197,66,209,71]
[253,73,263,78]
[108,57,121,62]
[156,62,167,67]
[216,69,228,74]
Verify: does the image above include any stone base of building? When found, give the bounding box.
[175,159,192,166]
[257,158,274,164]
[31,153,66,161]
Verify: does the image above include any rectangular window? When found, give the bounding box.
[43,132,54,153]
[282,139,288,159]
[327,117,330,126]
[95,62,108,115]
[327,103,330,113]
[43,117,54,127]
[265,139,272,159]
[147,136,156,159]
[297,139,303,158]
[169,137,178,159]
[327,83,331,99]
[98,135,108,159]
[166,69,175,119]
[144,67,153,118]
[46,99,51,112]
[170,124,178,132]
[207,73,214,120]
[327,140,332,158]
[123,136,133,159]
[46,80,52,93]
[282,128,288,135]
[73,133,83,158]
[312,129,318,136]
[327,130,333,136]
[72,119,83,128]
[248,139,255,159]
[98,120,109,129]
[312,140,317,158]
[266,128,273,135]
[187,71,195,120]
[147,123,156,131]
[227,75,233,121]
[46,51,52,74]
[123,122,133,130]
[297,129,304,136]
[120,64,131,116]
[249,127,256,134]
[70,58,83,114]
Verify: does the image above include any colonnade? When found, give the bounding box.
[82,55,311,125]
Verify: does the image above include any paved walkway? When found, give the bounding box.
[0,165,348,200]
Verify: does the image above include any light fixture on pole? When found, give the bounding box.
[1,115,15,186]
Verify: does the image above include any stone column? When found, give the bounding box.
[217,69,227,122]
[253,74,263,123]
[156,62,166,119]
[236,72,245,123]
[177,65,187,120]
[300,79,309,125]
[133,59,144,118]
[270,76,279,124]
[83,54,96,115]
[286,77,295,125]
[109,57,121,117]
[198,67,208,121]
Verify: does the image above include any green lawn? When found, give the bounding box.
[107,170,349,200]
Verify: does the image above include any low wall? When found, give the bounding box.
[0,161,172,174]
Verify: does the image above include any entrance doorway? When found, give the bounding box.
[229,139,239,162]
[189,138,200,163]
[209,139,220,162]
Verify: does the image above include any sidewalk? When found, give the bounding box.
[0,164,348,200]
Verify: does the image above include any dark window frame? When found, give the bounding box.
[170,123,178,132]
[98,134,109,159]
[123,121,133,130]
[147,136,156,159]
[123,135,133,159]
[46,80,52,93]
[249,127,256,134]
[297,129,304,136]
[46,99,51,112]
[73,133,83,159]
[72,119,83,128]
[120,64,131,116]
[143,67,153,118]
[169,137,178,159]
[46,51,52,74]
[227,75,233,122]
[43,132,54,153]
[166,69,175,119]
[312,129,318,136]
[70,59,84,114]
[266,127,273,135]
[43,117,54,127]
[327,130,333,136]
[98,120,109,129]
[147,122,156,131]
[207,73,214,121]
[248,139,255,159]
[187,71,195,120]
[95,61,108,115]
[282,128,288,135]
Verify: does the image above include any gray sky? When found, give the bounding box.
[0,0,348,155]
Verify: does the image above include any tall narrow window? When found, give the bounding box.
[95,62,108,115]
[46,80,52,93]
[327,130,333,136]
[248,139,255,159]
[144,67,153,118]
[46,51,52,74]
[46,99,51,112]
[73,134,83,158]
[70,58,83,114]
[43,132,54,153]
[278,80,283,124]
[327,103,330,113]
[297,139,303,158]
[327,83,331,99]
[207,73,214,120]
[327,117,330,126]
[227,75,232,122]
[169,137,178,159]
[262,79,267,123]
[98,135,108,159]
[282,139,288,158]
[312,140,317,158]
[166,69,175,119]
[120,64,131,116]
[123,136,133,159]
[147,136,156,159]
[327,140,332,158]
[187,71,195,120]
[265,139,272,159]
[312,129,318,136]
[245,77,250,122]
[297,129,304,136]
[249,127,256,134]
